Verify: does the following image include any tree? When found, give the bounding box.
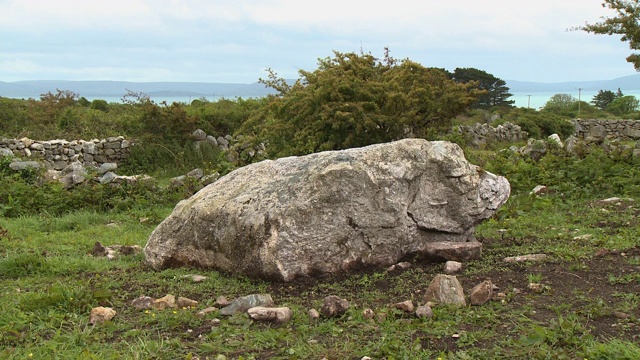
[452,68,514,108]
[240,49,482,158]
[579,0,640,70]
[591,89,619,109]
[543,93,578,113]
[606,95,640,115]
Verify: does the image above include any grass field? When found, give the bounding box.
[1,147,640,359]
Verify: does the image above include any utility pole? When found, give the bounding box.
[527,95,531,109]
[577,88,582,117]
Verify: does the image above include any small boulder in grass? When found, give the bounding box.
[153,294,177,310]
[392,300,414,313]
[219,294,274,316]
[308,308,320,320]
[443,261,462,274]
[320,295,350,317]
[177,297,198,308]
[131,295,154,309]
[247,306,293,324]
[469,280,494,306]
[362,308,375,320]
[415,305,433,319]
[422,274,466,306]
[89,307,116,324]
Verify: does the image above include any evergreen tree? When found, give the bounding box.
[452,68,514,108]
[591,89,618,109]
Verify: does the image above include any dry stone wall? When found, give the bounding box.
[0,136,130,170]
[573,119,640,140]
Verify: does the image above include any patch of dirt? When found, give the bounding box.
[266,245,640,352]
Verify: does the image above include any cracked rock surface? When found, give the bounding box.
[144,139,510,281]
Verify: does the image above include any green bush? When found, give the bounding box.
[483,144,640,199]
[500,108,575,139]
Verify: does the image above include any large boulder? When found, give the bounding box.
[144,139,510,281]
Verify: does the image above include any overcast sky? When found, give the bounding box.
[0,0,636,84]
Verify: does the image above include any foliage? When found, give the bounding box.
[543,93,577,114]
[578,0,640,70]
[240,49,482,158]
[452,67,515,108]
[481,143,640,198]
[606,94,640,115]
[591,88,623,109]
[0,157,188,217]
[542,93,603,118]
[187,97,267,137]
[499,107,575,139]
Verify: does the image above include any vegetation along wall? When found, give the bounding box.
[1,118,639,170]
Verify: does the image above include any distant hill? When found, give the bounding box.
[506,74,640,93]
[0,80,277,100]
[2,74,640,100]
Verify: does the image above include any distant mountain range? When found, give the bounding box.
[506,74,640,93]
[1,74,640,100]
[0,80,278,100]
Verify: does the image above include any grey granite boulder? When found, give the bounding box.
[144,139,510,281]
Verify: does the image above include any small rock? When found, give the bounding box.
[528,283,545,292]
[613,311,630,319]
[219,294,274,316]
[247,306,293,323]
[423,274,466,306]
[361,357,372,360]
[214,296,230,307]
[308,308,320,320]
[196,307,218,317]
[502,254,547,263]
[443,261,463,274]
[177,297,198,308]
[362,308,375,320]
[424,240,482,261]
[89,306,116,324]
[153,294,177,310]
[530,185,548,195]
[392,300,414,313]
[469,280,493,305]
[320,295,350,317]
[376,312,387,323]
[182,274,209,283]
[131,295,154,309]
[415,305,433,318]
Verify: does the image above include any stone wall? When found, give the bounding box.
[0,136,130,170]
[457,122,529,147]
[573,119,640,140]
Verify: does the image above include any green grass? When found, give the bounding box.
[2,146,640,359]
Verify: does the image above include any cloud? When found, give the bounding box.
[0,0,635,83]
